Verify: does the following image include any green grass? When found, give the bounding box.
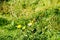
[0,0,60,40]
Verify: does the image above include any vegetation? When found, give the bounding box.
[0,0,60,40]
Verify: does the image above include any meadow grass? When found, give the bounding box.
[0,0,60,40]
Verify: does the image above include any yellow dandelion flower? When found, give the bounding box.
[16,25,22,29]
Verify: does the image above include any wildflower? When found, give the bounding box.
[16,25,22,29]
[28,21,33,26]
[28,22,32,26]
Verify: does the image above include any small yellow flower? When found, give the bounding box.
[16,25,22,29]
